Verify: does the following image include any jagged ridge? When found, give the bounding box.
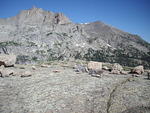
[0,7,150,68]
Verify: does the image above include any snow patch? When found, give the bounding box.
[107,44,111,47]
[80,22,89,25]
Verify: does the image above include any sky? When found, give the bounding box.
[0,0,150,42]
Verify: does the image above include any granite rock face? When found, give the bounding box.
[0,7,150,68]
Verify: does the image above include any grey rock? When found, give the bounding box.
[74,64,88,73]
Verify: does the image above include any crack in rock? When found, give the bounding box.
[106,77,132,113]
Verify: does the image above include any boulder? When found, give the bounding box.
[32,66,36,70]
[0,54,16,67]
[102,66,109,70]
[131,65,144,75]
[112,63,123,72]
[87,61,102,71]
[74,64,88,73]
[89,69,104,77]
[0,68,14,77]
[20,71,32,77]
[110,69,120,75]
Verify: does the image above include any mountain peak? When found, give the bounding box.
[15,7,72,25]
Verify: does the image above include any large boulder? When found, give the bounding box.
[112,63,123,72]
[131,65,144,75]
[87,61,102,71]
[0,54,16,67]
[0,66,14,77]
[110,63,123,75]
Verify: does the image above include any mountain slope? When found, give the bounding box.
[0,7,150,68]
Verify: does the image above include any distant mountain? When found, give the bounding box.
[0,7,150,68]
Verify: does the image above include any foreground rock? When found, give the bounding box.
[20,71,32,77]
[0,54,16,67]
[0,67,14,77]
[131,65,144,75]
[0,64,149,113]
[110,63,124,74]
[87,61,102,71]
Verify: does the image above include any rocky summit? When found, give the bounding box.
[0,7,150,68]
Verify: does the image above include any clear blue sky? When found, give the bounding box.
[0,0,150,42]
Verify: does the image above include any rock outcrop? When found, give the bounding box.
[0,54,16,67]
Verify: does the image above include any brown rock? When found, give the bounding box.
[0,68,14,77]
[131,65,144,75]
[87,61,102,71]
[0,54,16,67]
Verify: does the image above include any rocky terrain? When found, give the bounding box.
[0,60,150,113]
[0,7,150,68]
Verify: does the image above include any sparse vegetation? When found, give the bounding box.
[16,55,31,64]
[88,37,98,44]
[27,41,37,47]
[32,56,38,61]
[46,32,53,36]
[123,66,133,71]
[0,41,21,47]
[62,33,68,36]
[36,50,46,54]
